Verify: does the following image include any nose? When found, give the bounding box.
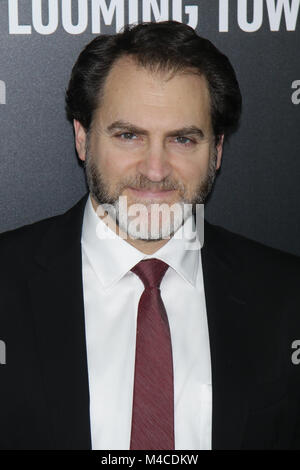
[137,140,172,182]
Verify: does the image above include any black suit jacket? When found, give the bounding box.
[0,192,300,450]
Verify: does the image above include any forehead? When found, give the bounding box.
[95,56,212,130]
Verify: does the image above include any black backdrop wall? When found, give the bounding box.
[0,0,299,255]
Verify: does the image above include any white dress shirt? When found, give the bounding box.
[81,194,212,450]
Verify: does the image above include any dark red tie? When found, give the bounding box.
[130,258,175,450]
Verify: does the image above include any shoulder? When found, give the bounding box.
[0,213,64,275]
[0,194,88,262]
[0,210,64,249]
[204,219,300,280]
[205,220,300,340]
[0,193,88,269]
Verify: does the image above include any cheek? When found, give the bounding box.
[94,144,131,178]
[176,151,211,184]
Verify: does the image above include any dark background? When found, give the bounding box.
[0,0,299,255]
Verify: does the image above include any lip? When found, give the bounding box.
[128,187,176,199]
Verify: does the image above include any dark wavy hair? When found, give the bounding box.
[65,21,242,141]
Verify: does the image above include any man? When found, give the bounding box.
[0,21,299,450]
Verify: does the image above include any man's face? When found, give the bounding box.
[74,56,223,241]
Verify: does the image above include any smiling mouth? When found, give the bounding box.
[128,187,176,198]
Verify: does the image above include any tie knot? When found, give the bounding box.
[131,258,169,289]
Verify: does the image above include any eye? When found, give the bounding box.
[118,132,138,140]
[174,136,194,145]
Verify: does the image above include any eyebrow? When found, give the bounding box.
[106,120,205,139]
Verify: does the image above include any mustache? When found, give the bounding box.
[122,175,182,192]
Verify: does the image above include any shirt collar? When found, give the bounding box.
[81,194,201,289]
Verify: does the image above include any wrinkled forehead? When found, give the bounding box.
[92,55,213,133]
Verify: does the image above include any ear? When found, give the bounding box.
[216,134,224,170]
[73,119,87,162]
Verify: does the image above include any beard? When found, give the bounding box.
[84,146,218,241]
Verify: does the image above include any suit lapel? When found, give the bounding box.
[202,220,251,450]
[28,193,91,449]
